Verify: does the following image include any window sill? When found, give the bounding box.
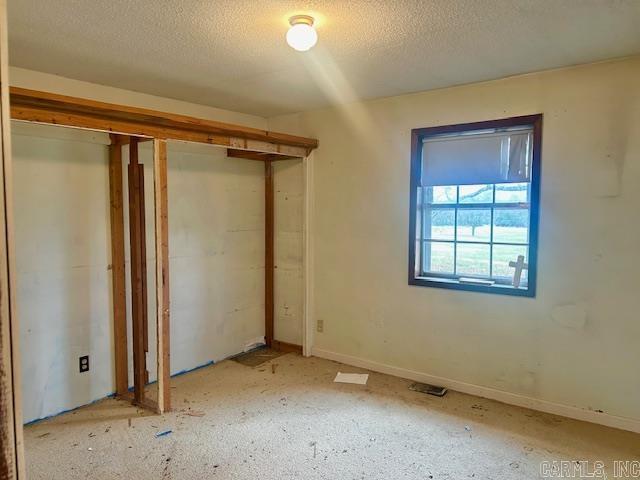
[409,275,535,297]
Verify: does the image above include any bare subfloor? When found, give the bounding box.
[25,354,639,479]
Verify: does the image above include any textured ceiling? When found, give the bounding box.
[8,0,640,117]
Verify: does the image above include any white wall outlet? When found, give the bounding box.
[317,319,324,333]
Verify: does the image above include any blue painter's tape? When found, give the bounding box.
[22,345,264,426]
[23,393,117,426]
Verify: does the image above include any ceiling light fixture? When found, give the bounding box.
[286,15,318,52]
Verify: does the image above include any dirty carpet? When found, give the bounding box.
[24,354,640,479]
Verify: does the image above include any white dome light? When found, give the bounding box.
[286,15,318,51]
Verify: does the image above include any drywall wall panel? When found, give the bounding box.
[12,123,113,423]
[273,159,303,345]
[268,57,640,422]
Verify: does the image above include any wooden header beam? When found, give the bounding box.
[227,149,299,162]
[9,87,318,158]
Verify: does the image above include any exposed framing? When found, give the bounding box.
[108,136,128,396]
[153,139,170,413]
[264,160,275,347]
[127,137,147,404]
[408,114,542,297]
[228,149,298,162]
[7,89,315,427]
[10,88,317,157]
[110,135,172,413]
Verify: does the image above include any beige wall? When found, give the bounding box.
[274,159,304,345]
[268,57,640,422]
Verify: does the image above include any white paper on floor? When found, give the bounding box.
[334,372,369,385]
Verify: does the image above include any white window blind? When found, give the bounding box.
[421,128,533,187]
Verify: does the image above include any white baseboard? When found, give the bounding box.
[312,347,640,434]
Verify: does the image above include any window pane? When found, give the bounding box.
[459,184,493,204]
[493,208,529,244]
[457,209,491,242]
[423,241,454,274]
[456,243,490,277]
[424,209,455,240]
[495,182,529,203]
[492,245,528,284]
[426,185,457,204]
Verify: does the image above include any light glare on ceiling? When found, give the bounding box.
[286,15,317,51]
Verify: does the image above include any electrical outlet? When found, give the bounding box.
[316,319,324,333]
[79,355,89,373]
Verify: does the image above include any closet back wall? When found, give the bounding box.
[13,123,269,422]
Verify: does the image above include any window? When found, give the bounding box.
[408,115,542,297]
